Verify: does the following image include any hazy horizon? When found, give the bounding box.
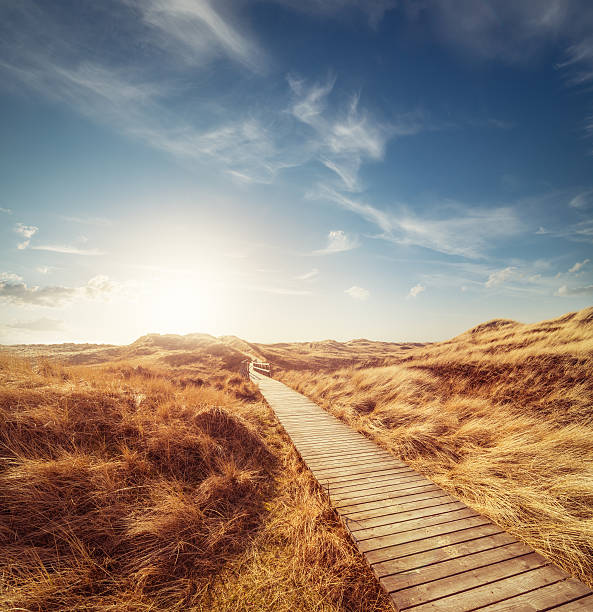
[1,1,593,345]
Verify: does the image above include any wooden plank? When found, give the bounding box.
[313,463,405,477]
[340,487,443,516]
[331,478,434,505]
[388,548,544,608]
[318,471,418,494]
[345,491,452,520]
[358,515,491,554]
[328,470,420,493]
[306,451,394,468]
[251,368,593,611]
[551,593,593,610]
[407,565,571,611]
[335,483,440,509]
[373,531,518,579]
[318,466,414,485]
[352,507,478,543]
[299,447,389,460]
[312,462,410,480]
[348,501,465,531]
[364,523,504,565]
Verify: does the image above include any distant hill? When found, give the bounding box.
[1,332,423,373]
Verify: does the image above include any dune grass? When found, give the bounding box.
[278,307,593,588]
[0,356,391,611]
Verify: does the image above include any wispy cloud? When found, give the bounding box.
[568,258,590,273]
[555,284,593,296]
[0,274,119,307]
[36,266,55,275]
[0,207,11,214]
[311,186,522,259]
[556,29,593,143]
[288,76,409,191]
[569,189,593,209]
[14,223,38,249]
[345,285,370,300]
[0,2,281,184]
[313,230,360,255]
[296,268,320,280]
[485,266,517,287]
[31,245,104,256]
[135,0,266,72]
[406,283,426,299]
[558,37,593,85]
[559,219,593,243]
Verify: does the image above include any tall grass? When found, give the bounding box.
[279,307,593,587]
[0,356,391,611]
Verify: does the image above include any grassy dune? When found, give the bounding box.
[3,307,591,608]
[0,356,390,611]
[278,307,593,587]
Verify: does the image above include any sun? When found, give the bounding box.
[146,282,214,335]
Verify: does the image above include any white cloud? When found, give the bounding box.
[135,117,295,184]
[407,284,426,299]
[0,207,11,214]
[14,223,38,249]
[288,76,405,191]
[288,74,335,127]
[296,268,320,280]
[311,186,521,259]
[0,4,281,185]
[485,266,517,287]
[555,284,593,296]
[535,226,548,234]
[31,244,104,255]
[136,0,266,72]
[0,272,23,282]
[569,189,593,209]
[313,230,360,255]
[36,266,54,274]
[559,37,593,85]
[569,258,590,273]
[0,274,120,307]
[83,275,118,298]
[345,285,370,300]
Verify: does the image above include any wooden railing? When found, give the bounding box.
[251,361,272,377]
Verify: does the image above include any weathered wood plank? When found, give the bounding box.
[348,500,465,531]
[407,565,572,611]
[352,507,478,542]
[392,551,548,609]
[373,531,518,579]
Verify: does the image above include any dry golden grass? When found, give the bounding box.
[0,356,391,611]
[278,306,593,588]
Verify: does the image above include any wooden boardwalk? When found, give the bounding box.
[250,366,593,611]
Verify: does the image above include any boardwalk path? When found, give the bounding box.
[250,366,593,611]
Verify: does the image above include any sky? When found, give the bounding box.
[1,0,592,345]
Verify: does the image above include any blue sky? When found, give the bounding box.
[1,0,592,344]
